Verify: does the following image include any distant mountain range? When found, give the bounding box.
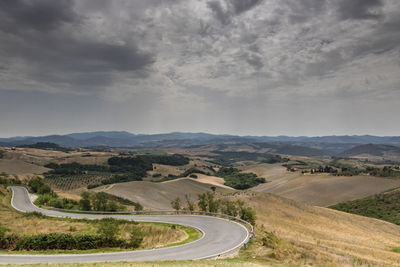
[1,131,400,158]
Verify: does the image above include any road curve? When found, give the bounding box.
[0,186,249,264]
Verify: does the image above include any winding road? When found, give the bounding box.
[0,186,249,264]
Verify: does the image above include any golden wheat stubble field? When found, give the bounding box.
[95,178,234,210]
[225,191,400,266]
[243,162,400,206]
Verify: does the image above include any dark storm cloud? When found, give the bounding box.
[336,0,384,20]
[0,0,78,33]
[0,0,154,93]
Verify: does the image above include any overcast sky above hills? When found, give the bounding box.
[0,0,399,137]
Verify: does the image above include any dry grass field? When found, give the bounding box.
[0,187,189,250]
[146,163,185,179]
[0,159,49,179]
[187,174,232,189]
[94,178,234,210]
[244,163,400,206]
[0,148,116,180]
[226,191,400,266]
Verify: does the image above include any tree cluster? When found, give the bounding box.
[45,162,108,175]
[215,167,266,190]
[28,177,54,196]
[261,155,290,164]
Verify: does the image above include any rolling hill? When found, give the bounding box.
[246,163,400,206]
[339,144,400,159]
[93,177,234,210]
[232,191,400,266]
[1,132,400,154]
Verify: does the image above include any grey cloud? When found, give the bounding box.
[246,54,264,70]
[336,0,384,20]
[281,0,383,24]
[248,43,261,53]
[229,0,263,14]
[207,1,231,25]
[207,0,262,25]
[283,0,328,24]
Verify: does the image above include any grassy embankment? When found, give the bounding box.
[0,259,287,267]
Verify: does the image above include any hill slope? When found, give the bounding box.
[94,178,234,210]
[233,191,400,266]
[2,132,400,150]
[340,144,400,160]
[247,163,400,206]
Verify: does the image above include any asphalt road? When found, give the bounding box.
[0,186,249,264]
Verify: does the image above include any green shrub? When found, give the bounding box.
[28,177,54,195]
[16,233,77,250]
[75,234,97,250]
[134,202,143,211]
[22,211,46,218]
[219,199,238,217]
[35,193,78,210]
[0,224,9,240]
[97,218,120,240]
[171,197,181,211]
[79,192,92,211]
[129,226,144,248]
[185,194,194,211]
[240,206,257,225]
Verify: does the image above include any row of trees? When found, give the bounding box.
[170,192,257,225]
[45,154,190,189]
[45,155,190,178]
[45,162,108,175]
[307,165,400,177]
[78,192,143,212]
[35,190,143,212]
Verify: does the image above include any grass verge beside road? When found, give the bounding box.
[0,187,201,254]
[2,259,288,267]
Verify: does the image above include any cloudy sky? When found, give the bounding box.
[0,0,399,137]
